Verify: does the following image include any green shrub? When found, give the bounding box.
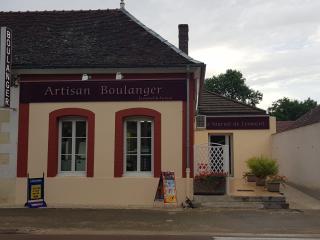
[246,156,278,178]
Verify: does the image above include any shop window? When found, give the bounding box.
[124,118,153,176]
[59,118,87,175]
[114,108,161,178]
[47,108,95,178]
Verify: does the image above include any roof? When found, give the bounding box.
[197,88,267,116]
[0,9,202,69]
[276,121,294,133]
[279,105,320,132]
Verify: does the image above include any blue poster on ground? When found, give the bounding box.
[25,174,47,208]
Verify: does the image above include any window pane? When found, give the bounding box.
[75,155,86,171]
[126,138,137,153]
[141,138,151,154]
[141,121,151,137]
[76,138,87,155]
[61,155,72,171]
[126,155,137,171]
[126,121,137,137]
[140,155,151,172]
[61,138,72,154]
[76,121,86,137]
[62,121,72,137]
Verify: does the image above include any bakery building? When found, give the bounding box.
[0,4,204,207]
[0,3,275,207]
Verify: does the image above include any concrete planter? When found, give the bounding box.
[246,174,256,182]
[194,176,226,195]
[267,182,280,192]
[256,177,266,186]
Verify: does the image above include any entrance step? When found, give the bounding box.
[193,195,289,209]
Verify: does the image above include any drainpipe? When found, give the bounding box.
[186,65,191,198]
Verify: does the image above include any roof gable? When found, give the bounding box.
[281,105,320,132]
[198,89,266,116]
[0,9,202,69]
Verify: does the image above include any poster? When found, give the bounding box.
[154,171,177,205]
[25,174,47,208]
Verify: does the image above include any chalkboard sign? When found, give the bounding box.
[25,173,47,208]
[154,171,177,205]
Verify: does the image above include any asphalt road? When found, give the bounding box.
[1,208,320,236]
[1,235,320,240]
[0,235,211,240]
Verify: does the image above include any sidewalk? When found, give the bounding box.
[1,184,320,237]
[1,208,320,236]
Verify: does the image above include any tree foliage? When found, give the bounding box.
[205,69,263,106]
[268,97,318,121]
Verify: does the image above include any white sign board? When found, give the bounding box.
[0,27,12,108]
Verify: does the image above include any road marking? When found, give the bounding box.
[212,238,320,240]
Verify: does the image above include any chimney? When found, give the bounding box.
[120,0,125,9]
[178,24,189,55]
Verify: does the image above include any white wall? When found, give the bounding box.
[0,87,19,204]
[272,122,320,193]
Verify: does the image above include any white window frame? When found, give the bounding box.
[123,117,154,177]
[58,117,87,176]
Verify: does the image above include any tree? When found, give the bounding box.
[267,97,318,121]
[205,69,263,106]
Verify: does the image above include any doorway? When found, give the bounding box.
[209,134,232,175]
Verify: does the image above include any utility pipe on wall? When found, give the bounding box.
[186,65,190,172]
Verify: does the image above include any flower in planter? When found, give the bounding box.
[266,175,287,192]
[194,171,228,195]
[195,171,228,182]
[267,175,287,184]
[243,171,256,182]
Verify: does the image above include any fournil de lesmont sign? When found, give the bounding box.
[0,27,12,108]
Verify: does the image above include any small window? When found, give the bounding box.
[59,118,87,176]
[196,115,206,129]
[124,118,153,176]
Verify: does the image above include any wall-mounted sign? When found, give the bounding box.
[25,174,47,208]
[154,171,177,205]
[20,79,187,103]
[206,116,269,130]
[0,27,12,108]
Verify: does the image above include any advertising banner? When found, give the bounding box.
[25,174,47,208]
[0,27,12,107]
[20,79,187,103]
[206,116,270,130]
[154,171,177,205]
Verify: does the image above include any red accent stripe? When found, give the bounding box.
[114,108,161,178]
[17,103,29,177]
[189,78,195,177]
[182,101,187,178]
[47,108,95,177]
[182,77,195,178]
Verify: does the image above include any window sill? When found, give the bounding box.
[57,172,86,177]
[123,172,153,177]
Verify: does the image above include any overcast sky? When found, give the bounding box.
[1,0,320,109]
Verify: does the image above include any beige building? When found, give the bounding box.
[0,6,278,208]
[194,90,276,180]
[1,7,205,207]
